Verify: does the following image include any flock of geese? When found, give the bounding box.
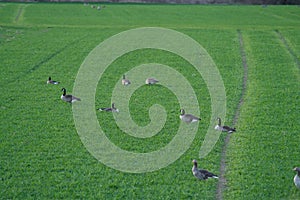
[47,75,300,186]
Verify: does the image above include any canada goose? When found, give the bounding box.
[98,103,119,112]
[47,77,60,85]
[180,109,200,124]
[192,159,218,180]
[61,88,81,103]
[215,117,236,133]
[145,78,159,85]
[293,167,300,189]
[122,74,131,86]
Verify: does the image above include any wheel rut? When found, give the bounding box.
[216,29,248,200]
[275,30,300,69]
[15,5,26,23]
[7,35,87,84]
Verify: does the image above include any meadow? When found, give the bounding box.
[0,2,299,199]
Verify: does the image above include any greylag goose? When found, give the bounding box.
[192,159,218,180]
[180,109,200,124]
[47,77,60,84]
[215,117,236,133]
[61,88,81,103]
[122,74,131,86]
[293,167,300,189]
[145,78,159,85]
[98,103,119,112]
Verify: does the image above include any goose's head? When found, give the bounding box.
[123,75,126,79]
[180,109,185,115]
[61,88,66,95]
[48,77,52,80]
[112,103,119,112]
[294,167,300,172]
[192,159,198,167]
[216,117,221,125]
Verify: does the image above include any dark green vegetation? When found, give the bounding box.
[0,3,299,199]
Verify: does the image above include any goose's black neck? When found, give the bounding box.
[217,118,221,126]
[180,109,185,115]
[193,161,198,168]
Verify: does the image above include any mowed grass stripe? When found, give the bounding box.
[225,30,300,199]
[1,3,299,30]
[216,29,249,200]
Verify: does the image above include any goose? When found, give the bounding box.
[122,74,131,86]
[47,77,60,85]
[215,117,236,133]
[293,167,300,189]
[145,78,159,85]
[180,109,200,124]
[61,88,81,103]
[192,159,218,180]
[98,103,119,112]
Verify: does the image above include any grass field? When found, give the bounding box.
[0,2,299,199]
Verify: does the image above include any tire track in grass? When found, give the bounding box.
[216,29,248,200]
[7,35,86,84]
[275,30,300,69]
[14,4,27,23]
[15,6,23,23]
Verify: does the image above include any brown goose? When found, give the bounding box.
[47,77,60,85]
[215,117,236,133]
[293,167,300,189]
[192,159,218,180]
[145,78,159,85]
[61,88,81,103]
[122,74,131,86]
[180,109,200,124]
[98,103,119,112]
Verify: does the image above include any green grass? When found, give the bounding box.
[225,30,300,199]
[0,2,299,200]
